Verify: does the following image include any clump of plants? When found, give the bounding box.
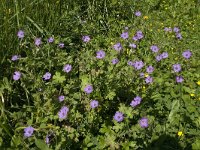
[0,0,200,149]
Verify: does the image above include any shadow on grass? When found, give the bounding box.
[145,134,191,150]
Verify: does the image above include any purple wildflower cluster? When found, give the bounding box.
[182,50,192,59]
[82,35,91,43]
[121,32,129,39]
[135,11,141,17]
[164,26,182,39]
[133,60,144,70]
[145,76,153,84]
[156,52,169,62]
[17,30,25,39]
[112,58,119,64]
[13,71,21,81]
[43,72,51,80]
[150,45,159,53]
[129,43,137,49]
[164,27,172,32]
[90,100,99,108]
[130,96,142,107]
[133,31,144,41]
[113,42,122,51]
[14,19,194,139]
[48,37,54,43]
[113,111,124,122]
[84,85,93,94]
[24,126,34,137]
[17,30,24,39]
[58,95,65,102]
[58,106,69,119]
[128,61,134,66]
[139,118,149,128]
[11,55,20,61]
[173,64,181,72]
[176,76,184,83]
[96,50,106,59]
[63,64,72,73]
[146,66,154,73]
[172,50,192,83]
[46,135,50,144]
[140,73,145,78]
[35,38,42,46]
[59,43,64,48]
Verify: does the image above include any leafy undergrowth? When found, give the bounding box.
[0,0,200,149]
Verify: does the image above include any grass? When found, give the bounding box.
[0,0,200,149]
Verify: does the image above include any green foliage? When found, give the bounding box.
[0,0,200,149]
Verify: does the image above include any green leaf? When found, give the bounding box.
[35,139,50,150]
[80,75,91,90]
[105,91,116,100]
[168,100,180,124]
[52,72,65,84]
[192,139,200,150]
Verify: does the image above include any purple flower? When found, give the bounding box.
[121,32,129,39]
[35,38,41,46]
[128,61,134,66]
[161,52,168,59]
[24,126,34,137]
[58,95,65,102]
[140,73,145,78]
[82,35,90,43]
[133,61,144,70]
[96,50,106,59]
[173,27,180,33]
[173,64,181,72]
[132,36,138,41]
[137,31,143,35]
[176,76,184,83]
[146,66,154,73]
[63,64,72,73]
[130,96,142,107]
[11,55,20,61]
[156,55,162,62]
[13,71,21,80]
[150,45,159,53]
[48,37,54,43]
[129,43,137,48]
[113,111,124,122]
[58,106,69,119]
[135,11,141,17]
[164,27,172,32]
[182,50,192,59]
[43,72,51,80]
[136,31,144,39]
[132,31,144,41]
[90,100,99,108]
[139,118,148,128]
[17,30,24,39]
[59,43,64,48]
[112,58,119,65]
[145,76,153,84]
[45,135,50,144]
[176,33,182,39]
[84,85,93,94]
[113,43,122,51]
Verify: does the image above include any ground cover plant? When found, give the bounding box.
[0,0,200,149]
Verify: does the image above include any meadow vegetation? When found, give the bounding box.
[0,0,200,149]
